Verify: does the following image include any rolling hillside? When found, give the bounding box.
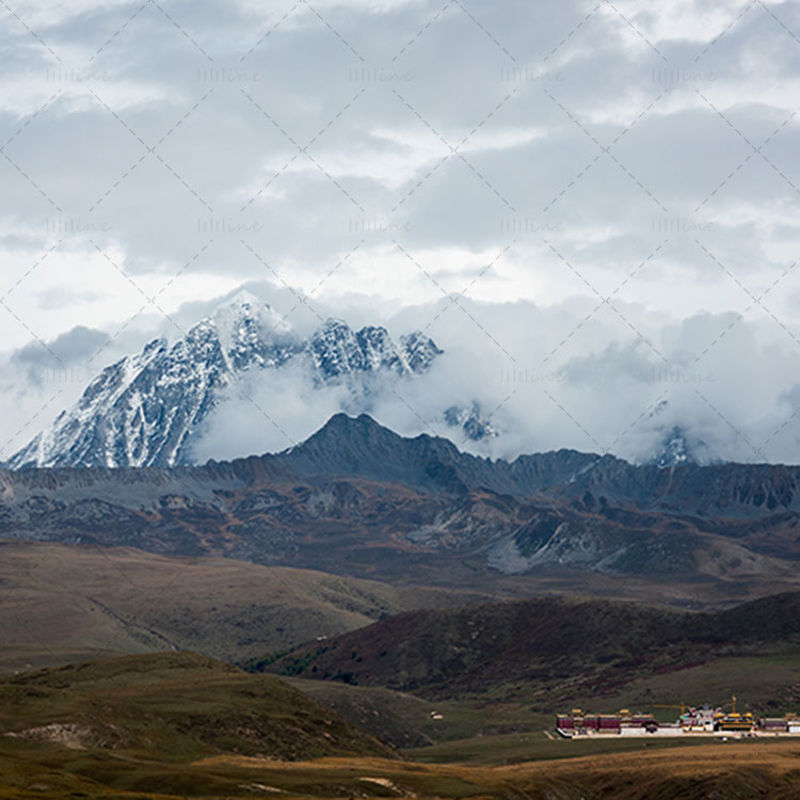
[1,651,799,799]
[0,652,395,763]
[0,540,488,674]
[267,593,800,708]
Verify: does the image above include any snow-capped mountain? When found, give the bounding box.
[651,425,715,468]
[654,426,693,468]
[443,402,499,441]
[6,292,442,469]
[306,319,441,380]
[642,401,714,468]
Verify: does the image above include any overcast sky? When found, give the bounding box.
[1,0,800,463]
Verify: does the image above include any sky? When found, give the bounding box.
[1,0,800,464]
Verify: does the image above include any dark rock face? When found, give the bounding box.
[7,297,441,470]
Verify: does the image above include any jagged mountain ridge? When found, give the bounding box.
[5,412,800,517]
[5,294,728,469]
[2,414,800,590]
[7,294,442,470]
[443,402,499,442]
[271,414,800,519]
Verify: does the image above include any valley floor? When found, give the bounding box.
[3,537,800,800]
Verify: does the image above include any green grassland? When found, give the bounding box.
[2,725,800,800]
[286,679,718,766]
[288,670,800,766]
[405,731,712,765]
[286,677,557,748]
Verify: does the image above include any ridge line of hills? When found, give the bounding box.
[4,411,800,514]
[2,413,800,591]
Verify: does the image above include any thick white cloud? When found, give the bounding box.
[172,283,800,465]
[4,277,800,465]
[1,0,799,462]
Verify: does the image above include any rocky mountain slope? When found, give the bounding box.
[6,292,442,470]
[2,414,800,591]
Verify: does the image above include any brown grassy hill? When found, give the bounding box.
[266,593,800,706]
[1,653,799,799]
[0,539,488,674]
[0,651,395,762]
[3,736,800,799]
[191,744,800,800]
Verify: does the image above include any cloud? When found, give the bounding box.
[176,283,800,466]
[190,359,356,460]
[12,324,110,373]
[1,0,799,464]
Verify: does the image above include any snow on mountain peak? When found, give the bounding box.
[224,287,261,306]
[651,425,712,468]
[5,304,444,470]
[208,293,298,373]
